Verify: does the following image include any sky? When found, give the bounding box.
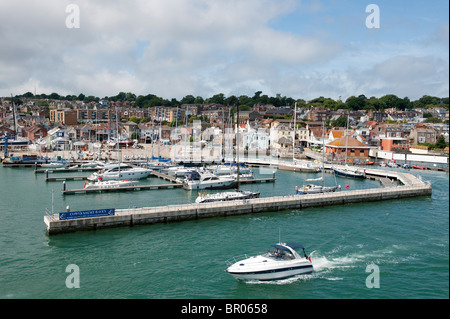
[0,0,448,101]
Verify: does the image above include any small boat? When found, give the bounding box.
[208,164,252,175]
[354,161,374,165]
[4,154,49,164]
[80,161,104,169]
[226,243,313,281]
[41,161,69,169]
[412,165,427,170]
[162,166,198,177]
[182,171,236,190]
[87,163,151,181]
[332,166,366,179]
[144,161,174,170]
[402,164,412,169]
[84,178,138,189]
[386,161,399,168]
[195,190,260,203]
[295,184,340,195]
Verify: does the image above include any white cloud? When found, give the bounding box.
[0,0,448,100]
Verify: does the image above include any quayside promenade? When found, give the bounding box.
[44,168,432,235]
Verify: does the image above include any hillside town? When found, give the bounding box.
[1,93,449,168]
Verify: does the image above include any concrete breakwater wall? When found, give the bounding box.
[44,183,431,235]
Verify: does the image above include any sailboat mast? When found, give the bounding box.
[115,107,121,179]
[345,110,349,164]
[293,102,297,162]
[322,120,325,188]
[236,104,240,191]
[11,94,16,139]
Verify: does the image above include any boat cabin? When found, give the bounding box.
[264,243,307,260]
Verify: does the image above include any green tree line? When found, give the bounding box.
[8,91,449,111]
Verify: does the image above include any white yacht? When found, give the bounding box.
[332,165,366,179]
[226,243,313,281]
[182,171,236,190]
[209,164,252,175]
[87,163,151,181]
[41,161,69,169]
[195,190,260,203]
[163,166,199,177]
[83,179,138,189]
[295,184,340,195]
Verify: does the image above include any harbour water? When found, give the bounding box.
[0,163,448,299]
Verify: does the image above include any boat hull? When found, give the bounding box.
[88,169,150,181]
[227,264,313,281]
[195,191,260,203]
[333,170,365,179]
[183,180,236,190]
[332,167,365,179]
[297,185,339,195]
[84,180,138,189]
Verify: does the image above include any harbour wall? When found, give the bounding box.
[45,182,432,235]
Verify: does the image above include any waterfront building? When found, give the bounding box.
[409,123,438,144]
[326,136,371,161]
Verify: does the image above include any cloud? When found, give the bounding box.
[0,0,447,101]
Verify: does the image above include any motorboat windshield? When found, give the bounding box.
[262,243,308,260]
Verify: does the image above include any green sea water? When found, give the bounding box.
[0,165,448,299]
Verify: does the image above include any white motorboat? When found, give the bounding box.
[226,243,313,281]
[145,161,175,170]
[87,163,151,181]
[41,161,69,169]
[83,178,138,189]
[182,171,236,190]
[209,164,252,175]
[332,166,366,179]
[163,166,199,177]
[195,190,260,203]
[386,161,399,168]
[295,184,340,195]
[80,161,104,169]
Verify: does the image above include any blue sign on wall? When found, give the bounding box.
[59,208,115,220]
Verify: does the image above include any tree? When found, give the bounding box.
[206,93,225,104]
[252,91,262,100]
[379,94,409,110]
[238,95,253,107]
[224,95,238,106]
[126,92,136,101]
[181,95,195,104]
[346,95,366,110]
[435,135,448,149]
[49,92,60,100]
[77,93,85,101]
[194,96,204,104]
[331,116,348,128]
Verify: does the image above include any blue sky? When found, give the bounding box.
[0,0,448,101]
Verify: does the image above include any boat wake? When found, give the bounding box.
[245,245,415,284]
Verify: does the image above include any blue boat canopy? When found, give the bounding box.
[272,243,305,251]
